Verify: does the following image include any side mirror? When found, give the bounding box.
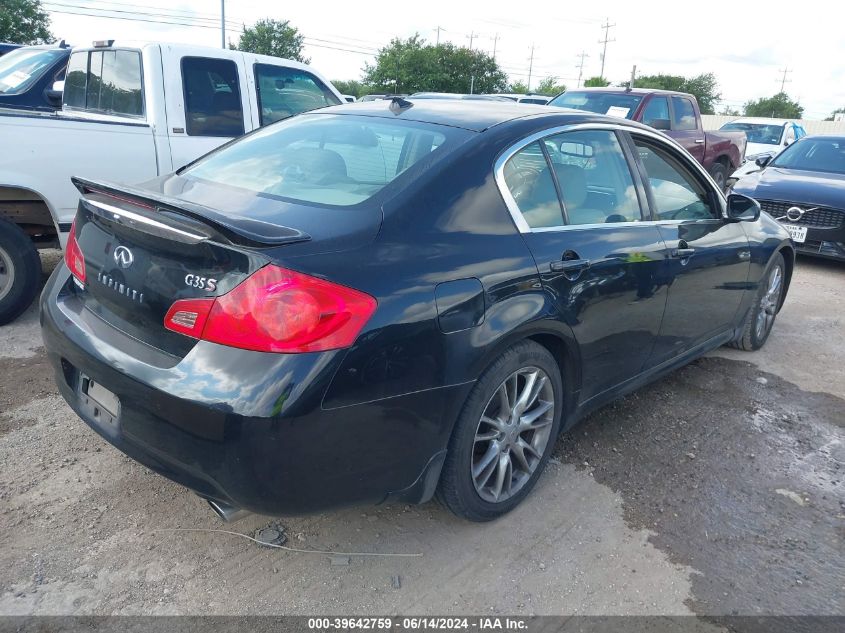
[725,193,761,222]
[648,118,671,130]
[755,155,772,168]
[44,80,64,105]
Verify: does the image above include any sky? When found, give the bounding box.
[43,0,845,120]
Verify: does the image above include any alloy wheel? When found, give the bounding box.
[471,367,555,503]
[0,245,14,302]
[756,264,783,340]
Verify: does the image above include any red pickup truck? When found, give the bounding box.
[549,88,746,190]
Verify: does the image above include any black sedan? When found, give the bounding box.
[733,135,845,261]
[41,100,794,521]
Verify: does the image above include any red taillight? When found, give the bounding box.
[164,265,377,353]
[64,219,86,283]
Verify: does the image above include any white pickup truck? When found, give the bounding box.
[0,40,342,322]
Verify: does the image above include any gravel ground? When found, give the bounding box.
[0,252,842,624]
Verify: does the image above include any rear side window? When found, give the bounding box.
[255,63,341,125]
[502,142,563,229]
[182,57,244,137]
[502,130,642,228]
[184,114,466,207]
[64,50,143,116]
[671,97,697,131]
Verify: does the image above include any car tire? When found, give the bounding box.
[0,217,41,325]
[731,252,786,351]
[436,340,563,521]
[709,162,728,191]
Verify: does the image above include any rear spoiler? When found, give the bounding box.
[71,177,311,248]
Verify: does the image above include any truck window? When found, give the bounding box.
[670,97,697,131]
[182,57,244,137]
[64,50,143,116]
[254,63,341,125]
[641,96,669,128]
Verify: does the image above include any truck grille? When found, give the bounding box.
[759,200,844,229]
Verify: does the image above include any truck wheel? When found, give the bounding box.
[709,162,728,191]
[0,217,41,324]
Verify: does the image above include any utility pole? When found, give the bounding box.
[629,64,636,89]
[467,31,476,50]
[527,44,535,91]
[492,33,499,59]
[598,18,616,80]
[220,0,226,48]
[777,67,792,93]
[435,26,442,46]
[576,51,589,87]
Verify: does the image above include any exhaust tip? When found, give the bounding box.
[206,498,251,523]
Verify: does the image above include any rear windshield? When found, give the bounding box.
[549,91,642,119]
[0,48,65,95]
[183,114,471,206]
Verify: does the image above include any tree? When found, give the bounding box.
[719,105,741,117]
[363,34,508,95]
[534,76,566,96]
[583,76,610,87]
[825,107,845,121]
[332,79,366,98]
[743,92,803,119]
[232,19,308,64]
[509,80,529,94]
[633,72,721,114]
[0,0,53,44]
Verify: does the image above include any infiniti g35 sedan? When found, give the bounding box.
[41,100,794,521]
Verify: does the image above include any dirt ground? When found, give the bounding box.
[0,252,842,623]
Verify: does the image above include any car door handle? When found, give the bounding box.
[694,139,705,144]
[550,258,591,273]
[672,247,695,258]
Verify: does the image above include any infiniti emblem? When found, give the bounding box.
[113,245,134,269]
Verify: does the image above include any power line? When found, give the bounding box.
[598,18,615,79]
[45,6,379,55]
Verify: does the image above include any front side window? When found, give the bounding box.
[255,64,341,125]
[641,96,670,128]
[633,137,717,220]
[183,114,465,207]
[0,48,66,95]
[671,96,696,131]
[182,57,244,137]
[63,49,143,116]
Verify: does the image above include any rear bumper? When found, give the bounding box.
[40,266,466,515]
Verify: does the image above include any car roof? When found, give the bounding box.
[311,98,652,133]
[725,117,794,126]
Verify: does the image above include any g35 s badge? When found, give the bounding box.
[185,274,218,292]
